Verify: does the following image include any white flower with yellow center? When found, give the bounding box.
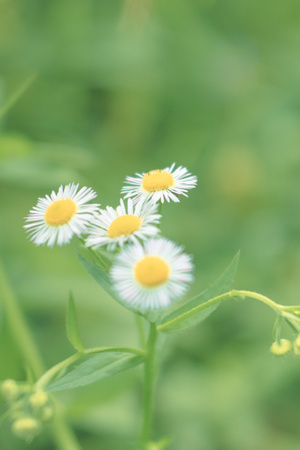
[85,198,161,251]
[121,163,197,204]
[24,183,99,247]
[110,238,193,312]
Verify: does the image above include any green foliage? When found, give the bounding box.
[66,293,84,353]
[1,0,300,449]
[78,251,164,323]
[78,252,141,315]
[159,252,240,333]
[46,352,144,392]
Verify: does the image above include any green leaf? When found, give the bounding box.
[159,251,240,333]
[78,250,185,324]
[45,352,144,392]
[66,293,84,352]
[78,252,145,317]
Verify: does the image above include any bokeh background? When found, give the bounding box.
[1,0,300,449]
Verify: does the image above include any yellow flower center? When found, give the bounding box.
[142,170,174,192]
[107,215,142,238]
[134,255,170,288]
[44,199,77,226]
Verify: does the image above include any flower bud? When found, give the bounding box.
[293,335,300,356]
[40,406,54,422]
[29,392,49,409]
[29,391,54,422]
[1,379,20,402]
[11,417,40,442]
[270,339,292,356]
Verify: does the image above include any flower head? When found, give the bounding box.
[24,183,99,247]
[85,198,161,251]
[110,238,193,312]
[121,163,197,204]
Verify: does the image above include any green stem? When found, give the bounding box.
[0,258,44,379]
[0,73,38,121]
[157,289,284,333]
[78,237,109,272]
[140,322,158,445]
[135,314,146,348]
[85,346,145,356]
[236,290,284,312]
[0,257,82,450]
[52,401,83,450]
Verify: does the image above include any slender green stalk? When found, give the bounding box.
[52,401,83,450]
[78,237,109,272]
[140,322,158,445]
[0,258,82,450]
[157,289,284,333]
[0,257,44,379]
[135,314,146,348]
[0,73,38,121]
[282,306,300,313]
[85,346,145,357]
[235,290,285,312]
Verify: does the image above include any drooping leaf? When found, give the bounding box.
[66,293,84,352]
[45,352,144,392]
[159,251,240,333]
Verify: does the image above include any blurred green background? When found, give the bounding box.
[1,0,300,449]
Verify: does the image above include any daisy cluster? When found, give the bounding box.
[24,164,197,312]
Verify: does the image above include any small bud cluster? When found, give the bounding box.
[293,335,300,356]
[1,380,54,442]
[270,335,300,357]
[270,339,291,356]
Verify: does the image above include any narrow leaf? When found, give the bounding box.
[159,251,240,333]
[0,73,37,121]
[78,252,143,316]
[66,293,84,352]
[46,352,144,392]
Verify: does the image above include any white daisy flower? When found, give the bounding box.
[110,238,194,312]
[85,198,161,251]
[24,183,99,247]
[121,163,197,204]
